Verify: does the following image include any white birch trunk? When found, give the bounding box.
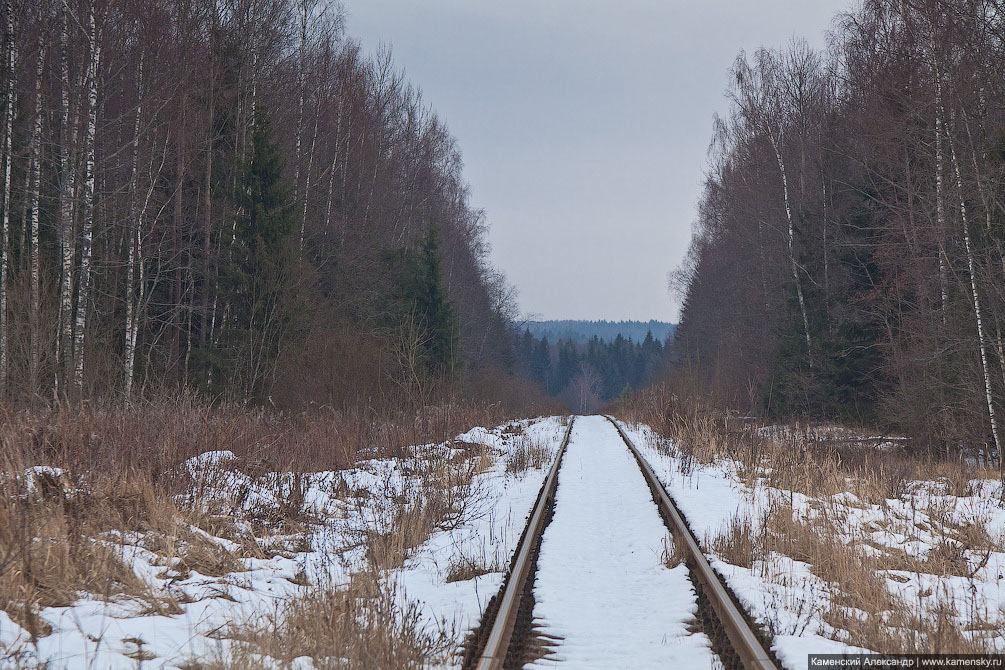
[301,98,319,247]
[123,56,143,401]
[945,111,1004,463]
[28,38,45,398]
[771,135,812,364]
[934,81,949,324]
[72,7,99,391]
[295,4,306,247]
[822,177,830,323]
[126,134,168,400]
[323,95,344,237]
[961,114,1005,412]
[0,0,15,392]
[324,156,337,236]
[57,4,78,394]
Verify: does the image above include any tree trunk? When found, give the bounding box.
[172,91,187,375]
[771,135,812,365]
[301,96,319,248]
[57,2,78,396]
[123,56,144,401]
[202,37,214,347]
[323,94,344,237]
[962,114,1005,431]
[73,6,100,391]
[0,0,16,393]
[944,110,1003,466]
[295,3,307,248]
[821,176,831,325]
[27,37,45,399]
[934,79,950,325]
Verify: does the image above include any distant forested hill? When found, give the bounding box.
[524,320,675,344]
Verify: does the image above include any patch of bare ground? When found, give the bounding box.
[619,383,1005,652]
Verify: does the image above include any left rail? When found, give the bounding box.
[468,416,575,670]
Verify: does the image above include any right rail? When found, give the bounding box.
[605,415,779,670]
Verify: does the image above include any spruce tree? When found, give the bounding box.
[396,226,458,378]
[530,336,551,387]
[205,109,298,396]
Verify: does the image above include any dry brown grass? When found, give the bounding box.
[617,383,999,501]
[618,385,1005,653]
[505,433,552,475]
[341,444,494,573]
[444,541,506,583]
[0,460,195,637]
[709,514,759,569]
[215,572,444,670]
[0,396,531,661]
[214,428,507,668]
[661,534,689,569]
[706,500,989,652]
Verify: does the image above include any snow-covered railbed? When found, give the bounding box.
[527,415,717,668]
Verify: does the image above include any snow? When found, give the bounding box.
[1,417,568,670]
[619,422,873,662]
[20,465,70,493]
[617,419,1005,666]
[393,421,569,652]
[14,411,1000,669]
[528,416,717,668]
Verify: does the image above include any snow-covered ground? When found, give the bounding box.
[11,412,997,669]
[0,416,568,670]
[528,416,717,668]
[619,420,1005,667]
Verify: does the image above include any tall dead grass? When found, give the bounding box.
[0,458,205,638]
[0,395,530,663]
[4,396,520,478]
[619,382,995,503]
[221,572,447,670]
[618,382,1004,653]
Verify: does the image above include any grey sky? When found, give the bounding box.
[343,0,848,322]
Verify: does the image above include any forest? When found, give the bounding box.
[0,0,533,413]
[517,329,665,412]
[524,319,674,344]
[668,0,1005,454]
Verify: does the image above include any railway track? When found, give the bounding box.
[463,415,779,670]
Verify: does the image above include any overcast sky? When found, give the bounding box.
[343,0,850,322]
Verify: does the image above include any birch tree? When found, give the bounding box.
[27,35,45,397]
[731,51,813,364]
[1,0,15,392]
[72,1,100,391]
[57,1,78,393]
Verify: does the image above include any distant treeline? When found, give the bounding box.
[516,329,665,412]
[524,320,674,345]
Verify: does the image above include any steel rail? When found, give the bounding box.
[473,416,575,670]
[604,415,778,670]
